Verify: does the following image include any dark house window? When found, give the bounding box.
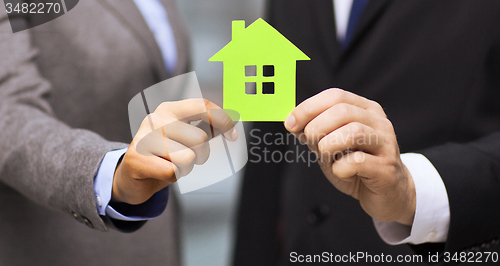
[262,82,274,94]
[245,65,256,76]
[263,65,274,77]
[245,65,275,94]
[245,82,257,94]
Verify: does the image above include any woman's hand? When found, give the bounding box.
[113,99,237,205]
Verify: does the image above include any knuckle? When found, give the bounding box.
[178,148,196,164]
[388,121,395,132]
[368,100,386,117]
[382,133,397,149]
[141,114,152,126]
[140,114,157,129]
[156,102,171,113]
[317,138,329,154]
[334,103,351,117]
[193,131,209,146]
[196,145,211,165]
[370,100,383,111]
[163,162,176,180]
[304,124,317,142]
[380,117,395,131]
[299,101,313,119]
[185,149,196,163]
[144,113,155,122]
[348,122,364,136]
[328,88,346,101]
[370,132,382,146]
[343,131,355,145]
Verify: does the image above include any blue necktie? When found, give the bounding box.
[342,0,369,49]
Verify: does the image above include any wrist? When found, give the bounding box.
[111,159,155,205]
[395,164,416,226]
[111,163,127,203]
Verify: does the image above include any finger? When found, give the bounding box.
[135,127,170,158]
[195,120,223,140]
[155,99,238,141]
[162,121,210,165]
[127,145,179,183]
[205,109,238,142]
[285,88,386,133]
[135,128,196,178]
[317,122,383,161]
[330,151,384,181]
[303,103,383,146]
[155,99,215,119]
[195,120,216,138]
[139,157,178,184]
[164,138,196,178]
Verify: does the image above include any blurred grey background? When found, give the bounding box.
[175,1,265,266]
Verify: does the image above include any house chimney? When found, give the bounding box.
[232,20,245,41]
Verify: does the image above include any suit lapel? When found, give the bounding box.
[97,0,168,81]
[338,0,392,63]
[312,0,341,67]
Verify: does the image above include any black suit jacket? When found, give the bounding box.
[234,0,500,265]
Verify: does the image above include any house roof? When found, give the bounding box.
[209,18,310,62]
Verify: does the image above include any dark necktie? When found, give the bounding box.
[342,0,369,49]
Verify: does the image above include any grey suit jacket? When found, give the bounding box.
[0,0,189,265]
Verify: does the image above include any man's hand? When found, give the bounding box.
[112,99,237,205]
[284,88,416,225]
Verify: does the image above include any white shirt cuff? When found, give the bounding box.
[374,153,450,245]
[94,147,168,221]
[94,148,127,216]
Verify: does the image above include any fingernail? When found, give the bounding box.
[223,127,238,142]
[230,127,238,142]
[285,114,296,130]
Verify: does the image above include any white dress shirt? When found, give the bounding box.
[333,0,450,244]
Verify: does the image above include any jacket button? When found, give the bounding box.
[96,195,102,207]
[307,204,330,226]
[82,216,93,229]
[70,210,80,220]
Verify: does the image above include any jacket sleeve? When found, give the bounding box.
[0,7,127,232]
[419,132,500,257]
[411,20,500,262]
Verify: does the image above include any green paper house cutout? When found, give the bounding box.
[209,18,310,121]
